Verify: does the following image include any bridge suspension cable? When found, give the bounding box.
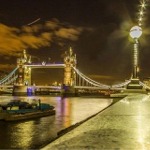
[73,67,133,89]
[73,67,111,88]
[111,80,131,88]
[0,67,18,85]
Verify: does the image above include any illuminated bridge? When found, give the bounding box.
[24,64,65,69]
[0,48,149,95]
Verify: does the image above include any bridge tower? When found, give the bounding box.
[13,50,32,95]
[64,47,77,86]
[16,50,31,85]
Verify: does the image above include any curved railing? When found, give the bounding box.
[111,80,131,88]
[139,81,150,90]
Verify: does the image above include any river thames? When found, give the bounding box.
[0,95,113,149]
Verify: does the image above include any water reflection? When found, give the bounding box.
[55,97,113,129]
[0,96,112,149]
[0,116,56,149]
[56,97,72,129]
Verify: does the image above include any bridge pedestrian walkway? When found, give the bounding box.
[42,94,150,150]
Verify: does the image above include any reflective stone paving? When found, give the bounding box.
[42,94,150,150]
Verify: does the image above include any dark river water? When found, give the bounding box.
[0,95,113,149]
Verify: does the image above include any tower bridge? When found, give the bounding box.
[0,46,149,96]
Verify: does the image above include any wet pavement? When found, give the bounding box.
[42,94,150,150]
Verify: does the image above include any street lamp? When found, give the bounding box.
[130,25,142,79]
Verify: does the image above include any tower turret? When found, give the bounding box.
[64,47,77,86]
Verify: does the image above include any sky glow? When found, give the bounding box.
[0,0,150,84]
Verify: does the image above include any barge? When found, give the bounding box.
[0,99,55,121]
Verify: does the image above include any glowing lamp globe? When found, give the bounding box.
[130,26,142,39]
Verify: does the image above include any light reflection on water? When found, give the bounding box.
[0,96,112,149]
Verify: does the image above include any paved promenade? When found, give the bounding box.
[42,94,150,150]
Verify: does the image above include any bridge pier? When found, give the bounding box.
[61,85,77,97]
[13,85,35,96]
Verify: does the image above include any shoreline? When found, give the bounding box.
[40,97,122,149]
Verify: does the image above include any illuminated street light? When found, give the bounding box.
[130,26,142,39]
[130,25,142,79]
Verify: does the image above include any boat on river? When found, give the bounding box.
[0,99,55,121]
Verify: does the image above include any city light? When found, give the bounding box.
[130,26,142,39]
[129,25,142,79]
[138,0,148,26]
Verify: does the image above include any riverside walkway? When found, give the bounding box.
[42,94,150,150]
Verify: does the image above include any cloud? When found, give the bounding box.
[22,24,42,33]
[55,27,83,41]
[45,19,60,30]
[0,19,83,56]
[20,33,51,49]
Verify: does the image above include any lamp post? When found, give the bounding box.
[129,26,142,79]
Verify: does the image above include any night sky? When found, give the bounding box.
[0,0,150,85]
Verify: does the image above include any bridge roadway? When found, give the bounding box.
[0,85,13,88]
[24,64,65,68]
[0,85,125,91]
[0,85,125,96]
[74,86,125,90]
[42,93,150,149]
